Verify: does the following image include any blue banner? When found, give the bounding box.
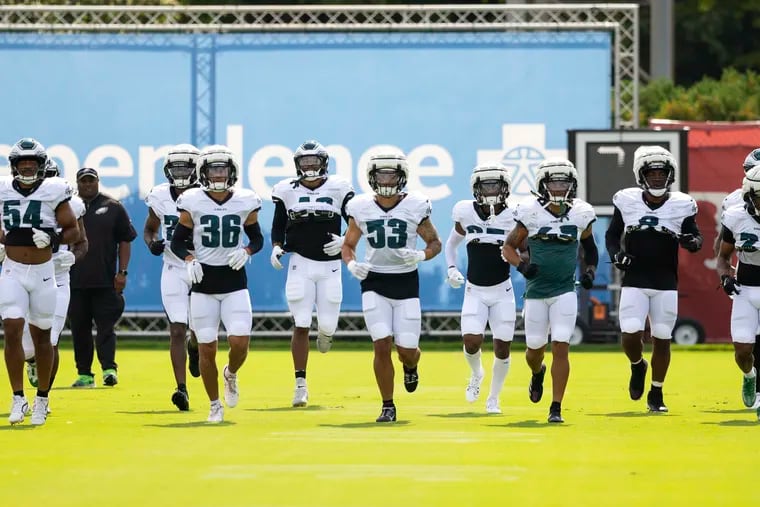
[0,31,611,311]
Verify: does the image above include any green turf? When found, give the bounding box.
[1,345,758,506]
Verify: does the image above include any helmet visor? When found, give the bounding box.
[643,167,668,190]
[297,155,323,173]
[167,161,194,180]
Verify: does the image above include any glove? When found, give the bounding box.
[517,261,539,279]
[0,243,5,263]
[54,250,76,270]
[612,251,634,270]
[580,268,595,290]
[322,234,344,256]
[679,233,702,253]
[186,259,204,284]
[347,260,371,281]
[148,239,165,256]
[446,267,465,289]
[270,245,285,270]
[227,248,250,271]
[32,228,51,249]
[721,274,740,296]
[399,248,426,266]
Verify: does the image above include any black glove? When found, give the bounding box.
[149,239,165,256]
[580,268,595,290]
[612,251,634,270]
[517,261,539,279]
[720,274,740,296]
[679,233,702,253]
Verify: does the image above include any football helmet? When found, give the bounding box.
[294,140,329,182]
[9,138,48,185]
[535,158,578,205]
[44,158,60,178]
[198,145,238,192]
[164,144,199,188]
[470,163,511,206]
[743,148,760,173]
[742,166,760,216]
[366,152,408,197]
[633,145,676,197]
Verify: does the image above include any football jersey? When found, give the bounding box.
[54,194,85,275]
[271,175,354,261]
[612,187,698,290]
[722,204,760,267]
[347,191,431,274]
[452,200,516,286]
[145,183,189,267]
[176,187,262,267]
[721,188,743,216]
[515,198,596,299]
[0,176,72,247]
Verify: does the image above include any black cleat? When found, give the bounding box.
[646,389,668,413]
[548,408,564,423]
[529,364,546,404]
[187,341,200,378]
[629,359,648,401]
[376,405,397,423]
[403,368,419,393]
[171,389,190,411]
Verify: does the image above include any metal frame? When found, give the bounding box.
[0,4,638,338]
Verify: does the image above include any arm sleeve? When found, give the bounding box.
[681,214,701,237]
[721,226,735,244]
[170,223,193,260]
[604,206,625,258]
[271,198,288,246]
[341,191,355,223]
[244,222,264,255]
[580,233,599,267]
[445,227,465,268]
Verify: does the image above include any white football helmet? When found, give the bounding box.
[743,148,760,173]
[9,138,48,184]
[44,158,60,178]
[294,140,329,182]
[633,145,676,197]
[366,152,408,197]
[535,158,578,205]
[164,144,199,188]
[470,163,511,206]
[742,166,760,216]
[198,145,238,192]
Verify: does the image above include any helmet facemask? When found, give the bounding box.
[295,154,328,182]
[540,175,575,206]
[165,161,197,189]
[370,168,406,197]
[474,178,509,219]
[640,165,672,197]
[202,163,233,192]
[14,158,45,185]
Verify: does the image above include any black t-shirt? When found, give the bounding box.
[70,193,137,289]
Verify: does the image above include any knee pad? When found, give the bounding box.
[620,318,645,334]
[28,313,53,331]
[525,333,549,350]
[195,328,218,344]
[21,326,35,360]
[650,323,674,340]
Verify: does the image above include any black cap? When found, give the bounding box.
[76,167,99,180]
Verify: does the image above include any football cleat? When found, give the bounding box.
[646,389,669,413]
[223,365,239,408]
[741,374,757,408]
[292,379,308,407]
[171,389,190,411]
[30,396,49,426]
[376,405,397,423]
[9,395,29,425]
[403,367,419,393]
[71,374,95,388]
[316,331,333,354]
[529,364,546,403]
[187,340,200,378]
[548,407,564,423]
[26,359,38,388]
[485,397,502,414]
[465,369,485,403]
[207,402,224,423]
[629,359,648,401]
[103,369,118,387]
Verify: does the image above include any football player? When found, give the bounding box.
[270,140,354,407]
[342,151,442,423]
[144,144,202,411]
[0,138,80,425]
[605,146,702,413]
[170,145,263,423]
[502,158,598,423]
[445,163,517,414]
[716,165,760,420]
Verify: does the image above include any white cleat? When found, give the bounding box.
[292,381,309,407]
[9,395,29,425]
[30,396,49,426]
[465,370,485,403]
[223,365,239,408]
[316,331,333,353]
[207,402,224,423]
[752,393,760,410]
[486,397,502,414]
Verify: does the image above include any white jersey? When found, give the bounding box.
[145,183,187,267]
[0,176,72,239]
[452,200,516,247]
[176,187,262,266]
[722,204,760,266]
[721,188,743,216]
[613,188,697,237]
[271,175,353,219]
[347,191,431,274]
[54,194,85,276]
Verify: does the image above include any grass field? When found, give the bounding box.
[1,342,758,506]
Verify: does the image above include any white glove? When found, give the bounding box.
[399,248,426,266]
[446,267,465,289]
[186,259,204,284]
[347,260,371,281]
[227,248,250,271]
[270,245,285,270]
[32,228,51,249]
[54,250,76,270]
[322,234,344,256]
[0,243,5,263]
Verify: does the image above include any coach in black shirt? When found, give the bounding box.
[69,167,137,388]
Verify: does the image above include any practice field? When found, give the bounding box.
[1,344,757,506]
